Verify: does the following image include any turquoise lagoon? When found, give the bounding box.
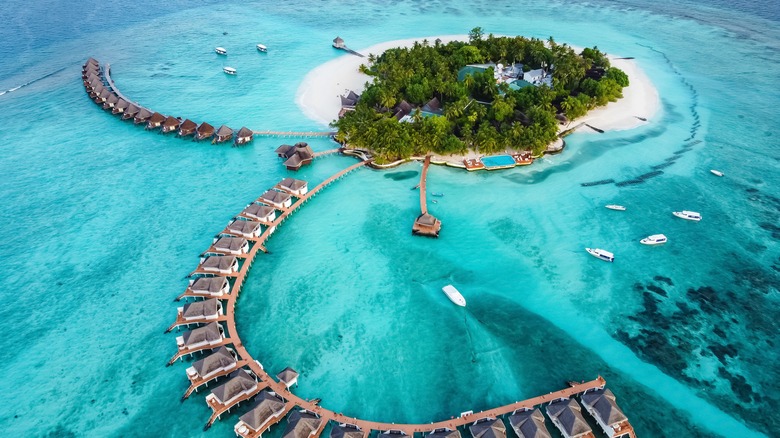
[0,1,778,437]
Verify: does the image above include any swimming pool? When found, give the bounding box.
[480,154,516,170]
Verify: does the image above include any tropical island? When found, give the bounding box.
[329,28,630,163]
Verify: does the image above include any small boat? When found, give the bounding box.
[585,248,614,262]
[640,234,668,245]
[442,285,466,307]
[605,204,626,211]
[673,210,701,221]
[215,47,227,55]
[223,66,237,75]
[710,169,724,177]
[256,43,267,52]
[432,200,438,204]
[431,192,444,197]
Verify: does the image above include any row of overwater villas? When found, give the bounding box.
[173,320,634,438]
[82,58,253,146]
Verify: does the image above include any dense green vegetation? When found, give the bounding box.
[332,28,629,162]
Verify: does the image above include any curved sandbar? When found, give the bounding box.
[297,35,660,165]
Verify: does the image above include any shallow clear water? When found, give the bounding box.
[0,1,778,437]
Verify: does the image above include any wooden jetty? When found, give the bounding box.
[252,130,336,138]
[412,155,441,237]
[332,37,364,57]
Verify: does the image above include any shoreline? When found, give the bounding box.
[296,35,660,167]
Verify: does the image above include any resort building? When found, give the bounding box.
[276,367,299,388]
[226,220,263,238]
[210,236,250,256]
[412,213,441,237]
[333,37,345,49]
[162,116,181,133]
[546,398,594,438]
[580,389,635,438]
[186,346,239,384]
[178,298,223,322]
[331,423,363,438]
[177,321,225,351]
[242,204,277,223]
[259,190,293,209]
[206,368,259,409]
[234,390,289,438]
[123,104,140,120]
[112,98,129,114]
[427,428,462,438]
[187,276,230,298]
[146,112,166,130]
[196,122,215,141]
[275,143,314,171]
[235,127,254,146]
[469,418,506,438]
[197,256,239,275]
[134,108,152,124]
[523,69,553,87]
[102,93,119,110]
[178,119,197,137]
[95,88,111,104]
[507,408,552,438]
[277,178,308,196]
[282,410,322,438]
[215,125,234,144]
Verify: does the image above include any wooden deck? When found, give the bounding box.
[313,148,342,158]
[412,155,441,237]
[252,130,335,138]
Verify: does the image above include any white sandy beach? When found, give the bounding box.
[296,34,660,140]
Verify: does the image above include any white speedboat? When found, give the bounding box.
[442,285,466,307]
[605,204,626,211]
[710,169,724,177]
[256,43,267,52]
[223,66,237,75]
[585,248,614,262]
[215,47,227,55]
[640,234,668,245]
[673,210,701,221]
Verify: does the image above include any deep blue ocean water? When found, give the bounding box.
[0,1,778,437]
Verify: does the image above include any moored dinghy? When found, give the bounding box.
[442,285,466,307]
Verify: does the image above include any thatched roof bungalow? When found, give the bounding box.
[197,256,239,275]
[427,428,461,438]
[278,178,308,196]
[102,93,119,109]
[214,125,234,144]
[331,424,363,438]
[226,219,263,238]
[333,37,345,48]
[234,127,253,146]
[177,321,224,350]
[134,108,153,124]
[94,88,111,104]
[179,297,223,321]
[211,236,249,255]
[507,408,551,438]
[188,276,230,298]
[234,390,288,437]
[187,346,238,382]
[122,103,140,120]
[282,410,321,438]
[469,418,506,438]
[276,367,299,388]
[88,83,104,99]
[275,142,314,171]
[178,119,197,137]
[259,190,292,209]
[196,122,215,141]
[112,98,129,114]
[162,116,181,133]
[207,368,259,406]
[546,398,592,438]
[241,204,276,223]
[580,389,631,438]
[146,112,166,130]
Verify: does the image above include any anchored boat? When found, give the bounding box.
[605,204,626,211]
[223,66,237,75]
[710,169,724,177]
[256,43,267,52]
[442,285,466,307]
[640,234,668,245]
[673,210,701,221]
[215,47,227,55]
[586,248,614,262]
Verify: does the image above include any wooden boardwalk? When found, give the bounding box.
[252,130,335,138]
[412,155,441,237]
[313,148,342,158]
[103,63,148,112]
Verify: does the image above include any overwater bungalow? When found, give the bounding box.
[281,410,321,438]
[210,236,250,256]
[186,276,230,298]
[234,390,289,438]
[277,178,308,196]
[214,125,234,144]
[469,418,506,438]
[187,346,239,385]
[580,389,635,438]
[412,213,441,237]
[178,119,197,137]
[85,75,100,90]
[196,122,215,141]
[102,93,119,110]
[333,37,345,48]
[176,321,225,352]
[275,142,314,171]
[206,368,260,415]
[226,220,263,239]
[178,297,224,322]
[379,430,408,438]
[88,83,103,99]
[427,428,462,438]
[234,127,254,146]
[242,204,277,223]
[259,190,292,209]
[146,112,166,130]
[331,423,363,438]
[161,116,181,133]
[507,408,552,438]
[276,367,299,388]
[112,98,129,115]
[134,108,153,124]
[546,398,594,438]
[94,88,111,104]
[123,103,140,120]
[197,256,239,275]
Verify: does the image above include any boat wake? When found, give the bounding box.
[0,67,66,97]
